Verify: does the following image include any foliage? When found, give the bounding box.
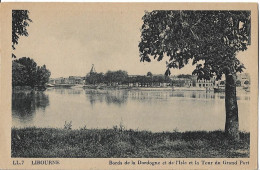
[12,62,29,86]
[127,75,170,85]
[12,10,32,57]
[172,79,187,87]
[86,70,129,85]
[177,74,192,79]
[86,72,104,85]
[147,71,153,77]
[36,65,51,86]
[105,70,128,85]
[12,57,51,87]
[12,127,249,158]
[85,69,173,86]
[64,121,72,130]
[12,57,37,87]
[139,11,251,80]
[139,10,251,139]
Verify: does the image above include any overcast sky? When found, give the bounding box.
[13,5,251,78]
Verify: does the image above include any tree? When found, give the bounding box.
[36,65,51,86]
[12,61,29,86]
[147,71,153,77]
[139,10,251,139]
[12,10,32,58]
[86,72,104,85]
[114,70,128,85]
[104,70,128,86]
[177,74,192,79]
[12,57,51,88]
[14,57,37,87]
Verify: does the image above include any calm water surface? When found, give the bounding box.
[12,88,250,132]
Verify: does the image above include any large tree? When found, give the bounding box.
[36,65,51,86]
[104,70,128,85]
[12,10,32,58]
[86,72,104,85]
[12,61,29,86]
[139,10,251,139]
[13,57,37,87]
[12,57,51,88]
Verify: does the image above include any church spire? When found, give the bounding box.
[90,64,96,74]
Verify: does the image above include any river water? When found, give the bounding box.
[12,88,250,132]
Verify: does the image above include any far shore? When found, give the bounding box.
[12,127,249,158]
[12,85,249,93]
[13,85,211,91]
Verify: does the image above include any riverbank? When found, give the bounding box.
[14,85,249,93]
[12,127,249,158]
[83,85,207,91]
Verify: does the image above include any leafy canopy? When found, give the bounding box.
[139,11,251,80]
[12,57,51,87]
[12,10,32,50]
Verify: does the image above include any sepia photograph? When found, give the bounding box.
[0,2,258,170]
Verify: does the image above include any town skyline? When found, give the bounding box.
[13,6,252,78]
[49,65,250,79]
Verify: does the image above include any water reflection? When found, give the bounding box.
[128,91,169,102]
[84,89,250,105]
[68,89,82,95]
[127,90,250,102]
[12,90,49,123]
[47,88,65,94]
[85,90,106,105]
[105,90,128,105]
[85,90,128,106]
[12,88,250,132]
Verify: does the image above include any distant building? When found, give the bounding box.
[214,73,250,89]
[128,75,139,78]
[49,78,55,84]
[49,77,65,84]
[48,76,84,85]
[169,76,192,87]
[236,73,250,87]
[215,80,225,89]
[169,75,216,88]
[195,77,216,88]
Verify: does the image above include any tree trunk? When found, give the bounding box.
[225,73,239,140]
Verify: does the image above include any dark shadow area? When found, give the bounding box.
[12,90,49,122]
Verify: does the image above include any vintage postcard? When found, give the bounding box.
[0,2,258,170]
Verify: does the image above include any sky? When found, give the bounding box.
[13,5,251,78]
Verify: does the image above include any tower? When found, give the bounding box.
[90,64,96,74]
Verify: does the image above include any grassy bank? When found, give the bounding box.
[11,127,249,158]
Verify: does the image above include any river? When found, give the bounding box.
[12,88,250,132]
